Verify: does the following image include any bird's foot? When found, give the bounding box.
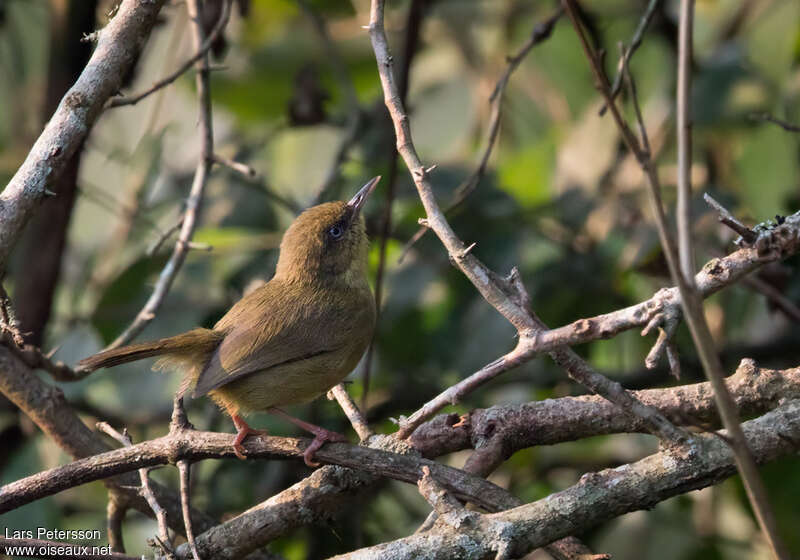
[231,414,269,460]
[303,428,348,468]
[268,407,348,467]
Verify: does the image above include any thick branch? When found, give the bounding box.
[0,348,216,536]
[331,399,800,559]
[0,0,168,275]
[410,360,799,460]
[107,0,232,108]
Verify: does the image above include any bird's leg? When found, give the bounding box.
[230,413,269,460]
[268,407,348,467]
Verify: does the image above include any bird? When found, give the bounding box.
[77,177,380,467]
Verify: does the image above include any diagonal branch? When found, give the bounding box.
[330,399,800,560]
[0,0,169,276]
[398,7,564,262]
[410,360,800,460]
[106,0,219,349]
[107,0,232,108]
[369,0,688,449]
[562,1,788,555]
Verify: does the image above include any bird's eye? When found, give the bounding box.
[328,224,343,239]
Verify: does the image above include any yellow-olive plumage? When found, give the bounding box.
[77,178,379,465]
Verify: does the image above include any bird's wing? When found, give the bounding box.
[192,280,360,397]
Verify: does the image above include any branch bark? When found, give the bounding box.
[331,399,800,560]
[0,0,168,276]
[410,360,799,460]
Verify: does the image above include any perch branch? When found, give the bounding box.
[331,399,800,560]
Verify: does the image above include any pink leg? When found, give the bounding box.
[269,407,347,467]
[230,414,269,460]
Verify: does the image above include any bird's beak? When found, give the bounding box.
[347,176,381,219]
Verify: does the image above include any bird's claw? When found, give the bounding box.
[303,429,348,468]
[231,414,269,460]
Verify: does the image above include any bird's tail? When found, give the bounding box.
[76,328,222,373]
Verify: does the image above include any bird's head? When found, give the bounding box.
[275,177,380,283]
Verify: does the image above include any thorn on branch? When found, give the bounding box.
[457,242,477,259]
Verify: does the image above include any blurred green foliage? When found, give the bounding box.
[1,0,800,558]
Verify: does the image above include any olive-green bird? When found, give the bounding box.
[77,177,380,466]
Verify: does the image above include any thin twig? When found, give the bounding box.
[703,193,757,243]
[676,0,695,284]
[370,0,689,448]
[677,3,785,556]
[97,423,172,552]
[147,216,184,257]
[398,8,563,263]
[598,0,661,116]
[749,112,800,133]
[363,0,428,410]
[742,274,800,323]
[107,0,232,108]
[0,284,24,346]
[329,383,374,441]
[0,329,86,381]
[107,0,218,349]
[178,461,201,560]
[564,1,788,556]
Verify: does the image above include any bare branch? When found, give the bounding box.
[417,466,472,528]
[212,153,258,178]
[370,0,688,448]
[742,274,800,323]
[410,360,799,459]
[329,383,374,441]
[676,0,695,284]
[107,0,233,108]
[178,461,201,560]
[0,432,517,518]
[564,2,788,553]
[107,0,218,349]
[0,329,85,381]
[97,422,172,551]
[331,399,800,560]
[703,193,757,244]
[398,7,564,262]
[599,0,661,116]
[750,112,800,133]
[676,2,784,555]
[0,346,218,537]
[0,0,169,276]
